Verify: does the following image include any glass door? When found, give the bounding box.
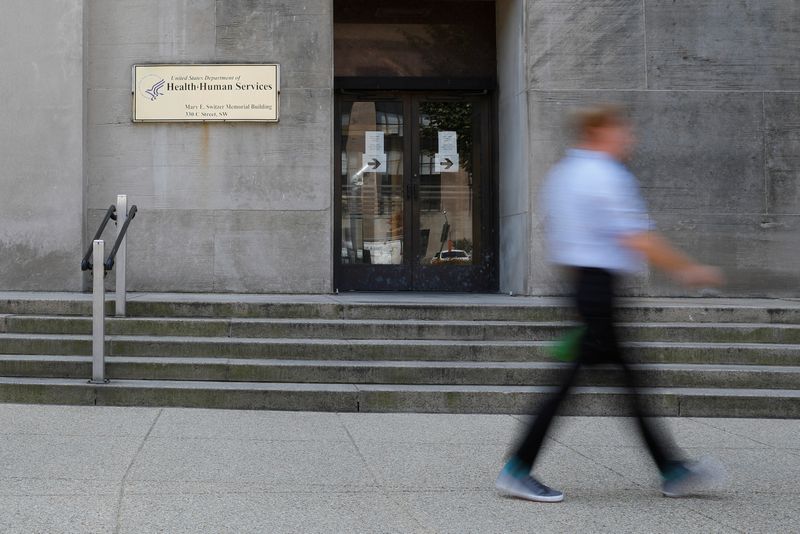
[336,96,411,290]
[410,95,495,291]
[334,93,496,292]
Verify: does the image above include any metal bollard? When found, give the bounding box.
[115,194,128,317]
[90,239,108,384]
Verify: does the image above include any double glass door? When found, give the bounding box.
[335,93,496,291]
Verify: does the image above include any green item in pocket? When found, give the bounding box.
[550,327,586,362]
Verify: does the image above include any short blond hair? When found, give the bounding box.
[572,104,628,139]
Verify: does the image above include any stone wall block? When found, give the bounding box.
[646,0,800,90]
[215,0,332,89]
[651,213,800,297]
[212,210,330,293]
[527,0,645,90]
[765,93,800,216]
[88,0,217,90]
[628,92,764,213]
[123,209,216,292]
[527,90,778,295]
[88,86,332,212]
[528,90,765,212]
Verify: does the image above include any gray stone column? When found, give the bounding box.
[496,0,531,295]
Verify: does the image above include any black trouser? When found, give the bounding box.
[513,267,682,474]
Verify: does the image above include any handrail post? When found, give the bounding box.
[90,240,108,384]
[115,194,128,317]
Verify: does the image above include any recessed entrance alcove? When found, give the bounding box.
[332,0,527,293]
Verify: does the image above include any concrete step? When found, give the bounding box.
[0,376,796,417]
[3,295,797,417]
[2,295,800,323]
[4,316,800,344]
[0,355,797,390]
[1,334,799,365]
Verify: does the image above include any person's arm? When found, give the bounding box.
[621,231,724,287]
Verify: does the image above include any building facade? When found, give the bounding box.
[1,0,798,296]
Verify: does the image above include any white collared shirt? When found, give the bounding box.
[540,149,653,274]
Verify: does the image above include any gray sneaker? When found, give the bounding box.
[662,457,728,497]
[496,465,564,503]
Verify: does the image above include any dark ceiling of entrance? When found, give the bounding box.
[334,0,496,80]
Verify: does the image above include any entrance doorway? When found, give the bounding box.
[333,0,498,292]
[335,92,497,291]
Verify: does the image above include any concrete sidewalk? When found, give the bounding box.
[0,405,797,533]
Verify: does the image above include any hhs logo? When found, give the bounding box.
[145,79,165,101]
[139,75,165,101]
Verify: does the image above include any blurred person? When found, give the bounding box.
[495,105,727,503]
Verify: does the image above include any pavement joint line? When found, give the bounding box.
[507,417,653,487]
[549,434,650,490]
[0,493,114,498]
[504,416,761,519]
[125,480,387,487]
[0,475,119,482]
[577,446,772,451]
[679,502,748,534]
[667,417,798,534]
[689,418,778,449]
[112,408,163,534]
[0,431,165,438]
[122,489,394,497]
[141,436,355,444]
[335,413,428,531]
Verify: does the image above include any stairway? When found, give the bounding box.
[0,294,798,417]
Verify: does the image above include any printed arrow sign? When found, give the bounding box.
[362,153,387,173]
[434,153,459,173]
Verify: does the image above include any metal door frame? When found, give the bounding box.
[333,91,498,292]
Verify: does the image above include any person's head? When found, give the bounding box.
[572,105,635,161]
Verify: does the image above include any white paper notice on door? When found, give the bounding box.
[438,131,457,155]
[365,131,384,154]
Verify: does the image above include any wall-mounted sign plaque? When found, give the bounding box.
[133,64,279,122]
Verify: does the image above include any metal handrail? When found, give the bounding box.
[83,196,139,384]
[104,205,137,271]
[81,205,116,271]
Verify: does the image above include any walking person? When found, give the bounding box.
[496,105,726,502]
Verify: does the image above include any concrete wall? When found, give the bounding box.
[525,0,800,297]
[87,0,333,292]
[0,1,85,290]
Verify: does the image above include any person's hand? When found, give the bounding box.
[674,264,725,288]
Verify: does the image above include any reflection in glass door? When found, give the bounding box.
[335,93,496,292]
